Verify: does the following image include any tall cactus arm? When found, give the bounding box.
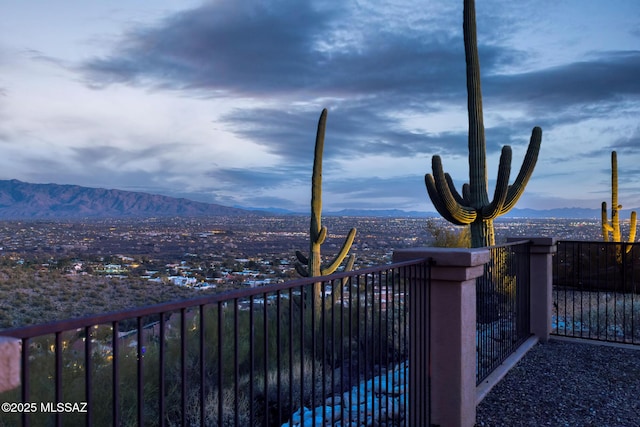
[462,183,471,204]
[499,127,542,215]
[425,175,474,225]
[626,211,638,253]
[344,253,356,272]
[602,202,612,242]
[426,174,461,225]
[314,226,327,245]
[295,262,309,277]
[610,151,622,243]
[296,251,309,265]
[320,227,357,275]
[445,173,467,206]
[482,146,512,219]
[331,254,356,304]
[464,0,490,209]
[309,110,327,247]
[426,155,476,225]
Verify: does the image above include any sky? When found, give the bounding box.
[1,0,639,214]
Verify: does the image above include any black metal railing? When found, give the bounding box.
[476,241,531,385]
[553,240,640,344]
[0,258,431,427]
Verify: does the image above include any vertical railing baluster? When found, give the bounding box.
[355,273,361,426]
[137,316,144,427]
[288,288,294,425]
[85,325,93,427]
[329,279,336,426]
[623,243,628,339]
[112,321,120,427]
[199,305,205,427]
[249,296,254,426]
[388,268,395,425]
[320,281,327,425]
[632,245,637,343]
[21,337,30,427]
[592,242,598,339]
[55,331,62,427]
[569,242,575,337]
[234,300,240,427]
[421,262,429,424]
[339,276,346,421]
[276,290,282,425]
[340,277,353,420]
[427,259,433,425]
[218,302,223,427]
[159,313,165,427]
[376,271,382,425]
[310,283,316,427]
[180,309,186,427]
[299,287,304,425]
[263,291,269,426]
[403,265,410,425]
[363,272,369,423]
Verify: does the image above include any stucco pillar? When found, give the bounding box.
[0,336,21,393]
[508,237,557,342]
[394,247,490,427]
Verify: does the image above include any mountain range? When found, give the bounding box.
[0,179,251,219]
[0,179,625,220]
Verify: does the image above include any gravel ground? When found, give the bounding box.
[476,339,640,427]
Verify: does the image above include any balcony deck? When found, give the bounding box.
[476,338,640,426]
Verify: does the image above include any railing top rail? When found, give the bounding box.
[0,257,430,339]
[488,239,531,249]
[558,240,640,244]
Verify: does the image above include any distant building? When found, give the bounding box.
[168,276,197,287]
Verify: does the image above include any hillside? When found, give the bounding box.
[0,179,254,219]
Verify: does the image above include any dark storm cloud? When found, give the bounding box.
[484,51,640,114]
[220,108,322,163]
[81,0,526,100]
[83,0,344,94]
[223,100,467,164]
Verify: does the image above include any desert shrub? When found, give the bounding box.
[425,218,470,248]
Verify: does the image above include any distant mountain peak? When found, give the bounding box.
[0,180,255,219]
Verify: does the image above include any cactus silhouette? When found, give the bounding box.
[602,150,637,255]
[425,0,542,248]
[295,109,356,309]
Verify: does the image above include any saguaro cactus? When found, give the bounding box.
[602,150,637,254]
[425,0,542,248]
[295,109,356,309]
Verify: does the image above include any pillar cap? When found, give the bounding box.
[393,247,490,267]
[507,237,557,254]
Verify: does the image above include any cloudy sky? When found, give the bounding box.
[1,1,639,213]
